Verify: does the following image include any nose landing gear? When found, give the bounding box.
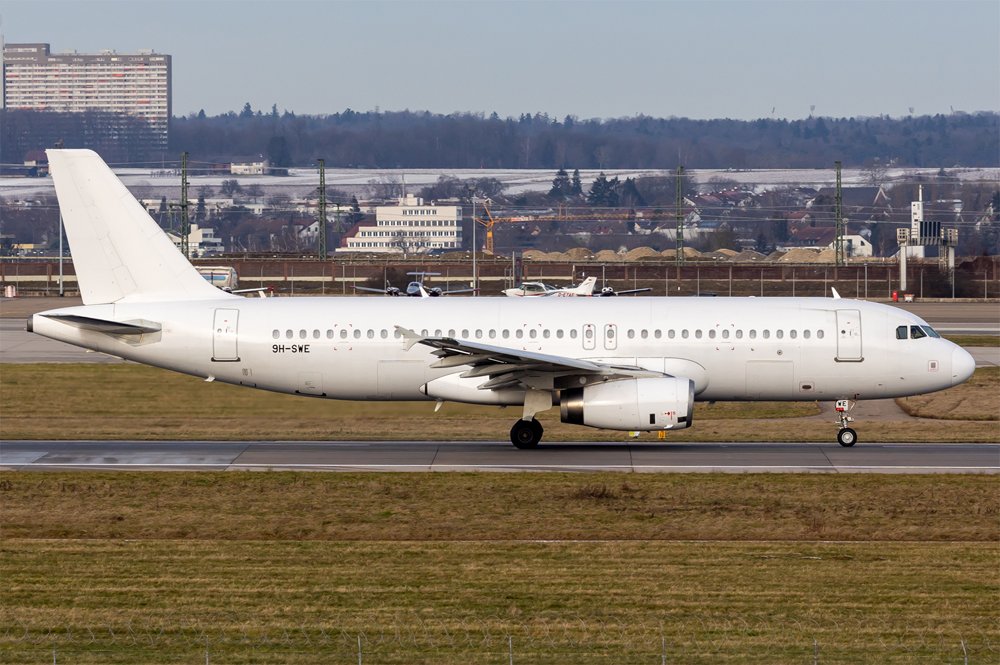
[835,399,858,447]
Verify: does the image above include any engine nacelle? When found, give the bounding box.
[560,377,694,431]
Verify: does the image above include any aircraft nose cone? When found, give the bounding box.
[951,346,975,385]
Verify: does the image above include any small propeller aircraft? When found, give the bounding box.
[356,272,475,298]
[503,277,598,297]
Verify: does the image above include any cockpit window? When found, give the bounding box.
[922,326,941,338]
[896,325,908,340]
[910,325,927,339]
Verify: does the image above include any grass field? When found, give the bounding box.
[1,472,998,664]
[2,364,998,442]
[944,334,1000,347]
[898,366,1000,421]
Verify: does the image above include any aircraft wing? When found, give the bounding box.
[596,287,653,297]
[354,286,400,296]
[397,327,662,391]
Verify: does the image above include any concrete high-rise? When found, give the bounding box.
[2,42,171,153]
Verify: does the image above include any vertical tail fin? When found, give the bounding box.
[47,149,228,304]
[572,276,598,296]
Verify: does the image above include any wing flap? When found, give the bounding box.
[410,332,664,392]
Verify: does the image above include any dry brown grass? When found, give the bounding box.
[2,539,996,664]
[897,367,1000,421]
[1,472,998,663]
[2,364,998,442]
[2,472,996,542]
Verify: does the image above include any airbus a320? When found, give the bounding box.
[29,150,975,448]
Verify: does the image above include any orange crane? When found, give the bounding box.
[477,203,671,254]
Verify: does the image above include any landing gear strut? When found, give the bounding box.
[835,399,858,447]
[510,418,543,449]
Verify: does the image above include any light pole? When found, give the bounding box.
[468,185,478,293]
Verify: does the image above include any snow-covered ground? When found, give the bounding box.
[2,166,997,200]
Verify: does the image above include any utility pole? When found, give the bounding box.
[180,152,190,259]
[317,158,327,260]
[834,160,844,266]
[675,165,685,265]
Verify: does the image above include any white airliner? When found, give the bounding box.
[29,150,975,448]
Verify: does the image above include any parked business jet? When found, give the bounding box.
[29,150,975,448]
[355,272,474,298]
[503,277,598,297]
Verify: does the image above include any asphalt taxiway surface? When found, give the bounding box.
[2,440,997,474]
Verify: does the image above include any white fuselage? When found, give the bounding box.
[32,296,971,404]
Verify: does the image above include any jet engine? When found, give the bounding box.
[560,377,694,431]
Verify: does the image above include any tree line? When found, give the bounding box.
[3,107,997,169]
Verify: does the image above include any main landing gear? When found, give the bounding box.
[509,389,552,449]
[835,399,858,447]
[510,418,543,449]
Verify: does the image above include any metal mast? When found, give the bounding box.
[834,160,844,266]
[317,158,327,260]
[180,151,190,259]
[675,165,685,265]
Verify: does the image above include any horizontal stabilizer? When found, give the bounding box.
[41,314,161,335]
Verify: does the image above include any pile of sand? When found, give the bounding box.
[593,249,622,261]
[778,248,820,262]
[732,250,767,262]
[565,247,594,261]
[624,247,660,261]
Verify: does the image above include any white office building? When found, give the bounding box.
[337,195,462,254]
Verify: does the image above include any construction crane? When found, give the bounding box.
[477,203,671,255]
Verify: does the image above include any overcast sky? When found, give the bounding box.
[2,0,998,121]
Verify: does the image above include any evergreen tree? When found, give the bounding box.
[267,135,291,167]
[548,168,571,198]
[605,176,622,207]
[619,177,645,207]
[587,173,610,205]
[196,194,207,223]
[239,102,254,119]
[571,169,583,196]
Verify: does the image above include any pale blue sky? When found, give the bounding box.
[2,0,998,120]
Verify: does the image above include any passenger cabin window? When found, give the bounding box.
[272,330,280,339]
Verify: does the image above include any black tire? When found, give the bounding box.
[837,427,858,447]
[510,419,542,449]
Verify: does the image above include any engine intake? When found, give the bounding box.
[560,377,694,431]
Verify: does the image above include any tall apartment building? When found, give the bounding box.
[2,42,171,154]
[338,195,463,254]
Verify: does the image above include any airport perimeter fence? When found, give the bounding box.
[3,255,999,299]
[1,617,994,664]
